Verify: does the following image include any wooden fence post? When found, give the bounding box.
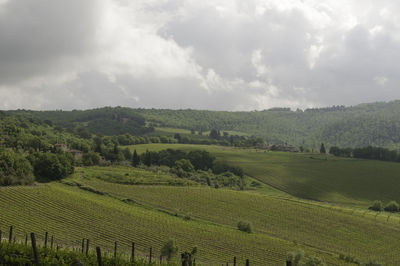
[8,226,13,243]
[81,238,85,253]
[31,233,40,265]
[233,256,236,266]
[149,247,152,263]
[86,239,90,256]
[246,259,249,266]
[44,232,48,248]
[131,242,135,263]
[96,246,102,266]
[51,236,54,249]
[114,241,118,258]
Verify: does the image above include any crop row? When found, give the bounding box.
[79,179,400,265]
[0,184,302,265]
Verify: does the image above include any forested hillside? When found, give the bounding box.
[135,101,400,149]
[6,100,400,149]
[8,107,153,136]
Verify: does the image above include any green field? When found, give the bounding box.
[127,144,400,206]
[2,144,400,264]
[0,181,342,265]
[71,173,400,264]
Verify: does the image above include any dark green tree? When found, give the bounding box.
[32,152,74,181]
[384,201,399,212]
[369,200,383,211]
[320,143,326,154]
[132,150,140,167]
[237,221,252,233]
[143,150,152,166]
[209,129,220,139]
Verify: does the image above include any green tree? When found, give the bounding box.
[122,147,132,160]
[82,151,101,166]
[143,150,152,167]
[209,129,220,140]
[369,200,383,212]
[320,143,326,154]
[160,238,178,261]
[237,221,252,233]
[174,159,194,172]
[32,152,74,181]
[384,201,399,212]
[132,149,140,167]
[0,150,34,186]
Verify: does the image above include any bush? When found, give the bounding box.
[82,151,101,166]
[32,152,74,180]
[0,150,34,186]
[287,250,304,266]
[369,200,383,211]
[174,159,194,172]
[287,250,326,266]
[384,201,399,212]
[160,238,178,261]
[237,221,252,233]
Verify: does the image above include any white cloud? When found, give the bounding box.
[374,76,388,86]
[1,0,400,110]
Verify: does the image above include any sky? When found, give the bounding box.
[0,0,400,111]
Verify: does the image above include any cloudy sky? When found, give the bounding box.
[0,0,400,110]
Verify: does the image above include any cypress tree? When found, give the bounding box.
[320,143,326,154]
[132,150,140,167]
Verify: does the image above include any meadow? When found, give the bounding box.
[127,143,400,206]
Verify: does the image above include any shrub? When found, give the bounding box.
[384,201,399,212]
[287,250,326,266]
[82,151,101,166]
[32,152,74,180]
[160,238,178,261]
[287,250,304,266]
[237,221,252,233]
[0,150,34,186]
[174,159,194,172]
[369,200,383,211]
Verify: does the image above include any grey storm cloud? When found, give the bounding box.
[0,0,101,85]
[1,0,400,110]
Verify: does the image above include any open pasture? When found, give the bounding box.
[127,144,400,206]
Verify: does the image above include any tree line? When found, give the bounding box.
[329,146,400,162]
[132,149,246,189]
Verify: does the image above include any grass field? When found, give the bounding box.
[127,143,400,206]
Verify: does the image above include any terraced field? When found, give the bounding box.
[127,144,400,206]
[0,183,336,265]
